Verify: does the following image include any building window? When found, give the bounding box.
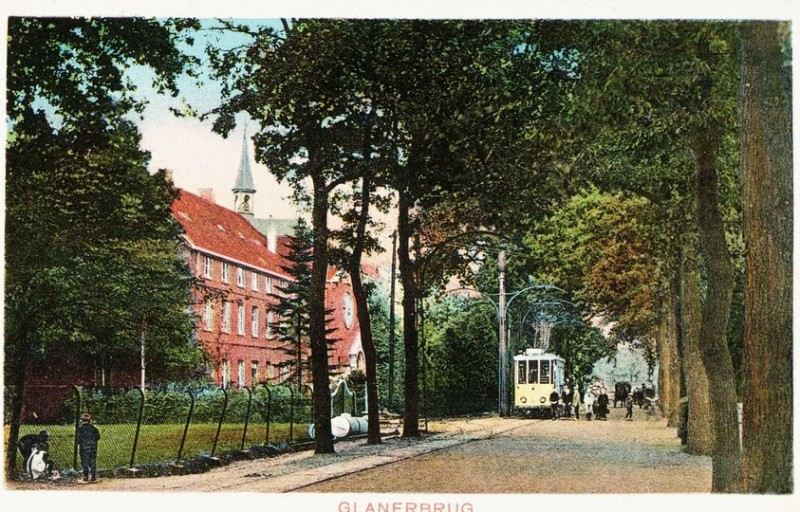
[251,361,259,383]
[204,299,214,331]
[221,301,231,333]
[237,303,245,335]
[267,364,274,381]
[252,271,259,291]
[221,262,229,283]
[237,267,245,287]
[238,360,245,388]
[221,359,230,388]
[343,292,354,329]
[251,306,259,337]
[266,311,274,338]
[265,276,273,294]
[204,255,213,279]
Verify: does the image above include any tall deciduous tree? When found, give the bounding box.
[739,21,793,494]
[364,20,575,434]
[208,19,373,453]
[5,17,201,475]
[563,21,743,490]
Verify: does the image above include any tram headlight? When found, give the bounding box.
[539,397,546,404]
[520,396,527,404]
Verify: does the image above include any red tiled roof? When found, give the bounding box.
[360,262,382,280]
[171,189,292,278]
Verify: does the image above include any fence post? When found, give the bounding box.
[72,385,81,471]
[240,386,253,451]
[262,384,272,446]
[288,386,295,445]
[211,387,228,458]
[129,387,145,467]
[176,390,194,462]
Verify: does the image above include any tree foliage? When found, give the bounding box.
[5,16,202,475]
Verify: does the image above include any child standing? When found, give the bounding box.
[77,412,100,483]
[625,394,634,421]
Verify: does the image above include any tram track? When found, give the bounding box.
[282,417,544,492]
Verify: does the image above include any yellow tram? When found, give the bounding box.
[513,348,565,417]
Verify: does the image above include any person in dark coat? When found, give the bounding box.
[561,385,573,419]
[77,412,101,483]
[18,430,52,477]
[597,387,610,420]
[549,390,561,420]
[625,394,634,421]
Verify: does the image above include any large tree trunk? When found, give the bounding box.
[4,306,34,477]
[693,130,741,492]
[348,177,382,445]
[398,189,420,437]
[310,174,335,454]
[739,21,793,494]
[679,235,715,456]
[350,266,382,444]
[658,290,682,427]
[4,349,26,477]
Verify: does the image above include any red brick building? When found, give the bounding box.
[171,188,365,389]
[19,135,365,400]
[170,134,365,389]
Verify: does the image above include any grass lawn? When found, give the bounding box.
[6,421,313,474]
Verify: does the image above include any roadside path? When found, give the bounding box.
[7,409,711,493]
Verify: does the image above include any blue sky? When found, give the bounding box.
[3,4,797,264]
[129,19,299,221]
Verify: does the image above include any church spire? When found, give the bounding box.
[233,128,256,217]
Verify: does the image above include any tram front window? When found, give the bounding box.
[528,361,539,384]
[518,361,527,384]
[541,361,551,384]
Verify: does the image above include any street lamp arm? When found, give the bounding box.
[519,301,574,327]
[441,286,499,314]
[505,283,568,314]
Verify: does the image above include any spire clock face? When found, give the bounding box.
[343,293,354,329]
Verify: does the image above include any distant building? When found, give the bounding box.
[22,133,365,395]
[170,132,365,388]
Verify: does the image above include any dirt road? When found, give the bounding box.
[6,406,711,493]
[306,406,712,493]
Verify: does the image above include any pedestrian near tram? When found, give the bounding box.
[549,389,560,420]
[583,387,595,420]
[561,385,573,419]
[625,394,634,421]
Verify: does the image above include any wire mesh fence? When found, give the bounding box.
[4,382,326,479]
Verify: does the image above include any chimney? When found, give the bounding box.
[267,224,278,253]
[198,188,215,203]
